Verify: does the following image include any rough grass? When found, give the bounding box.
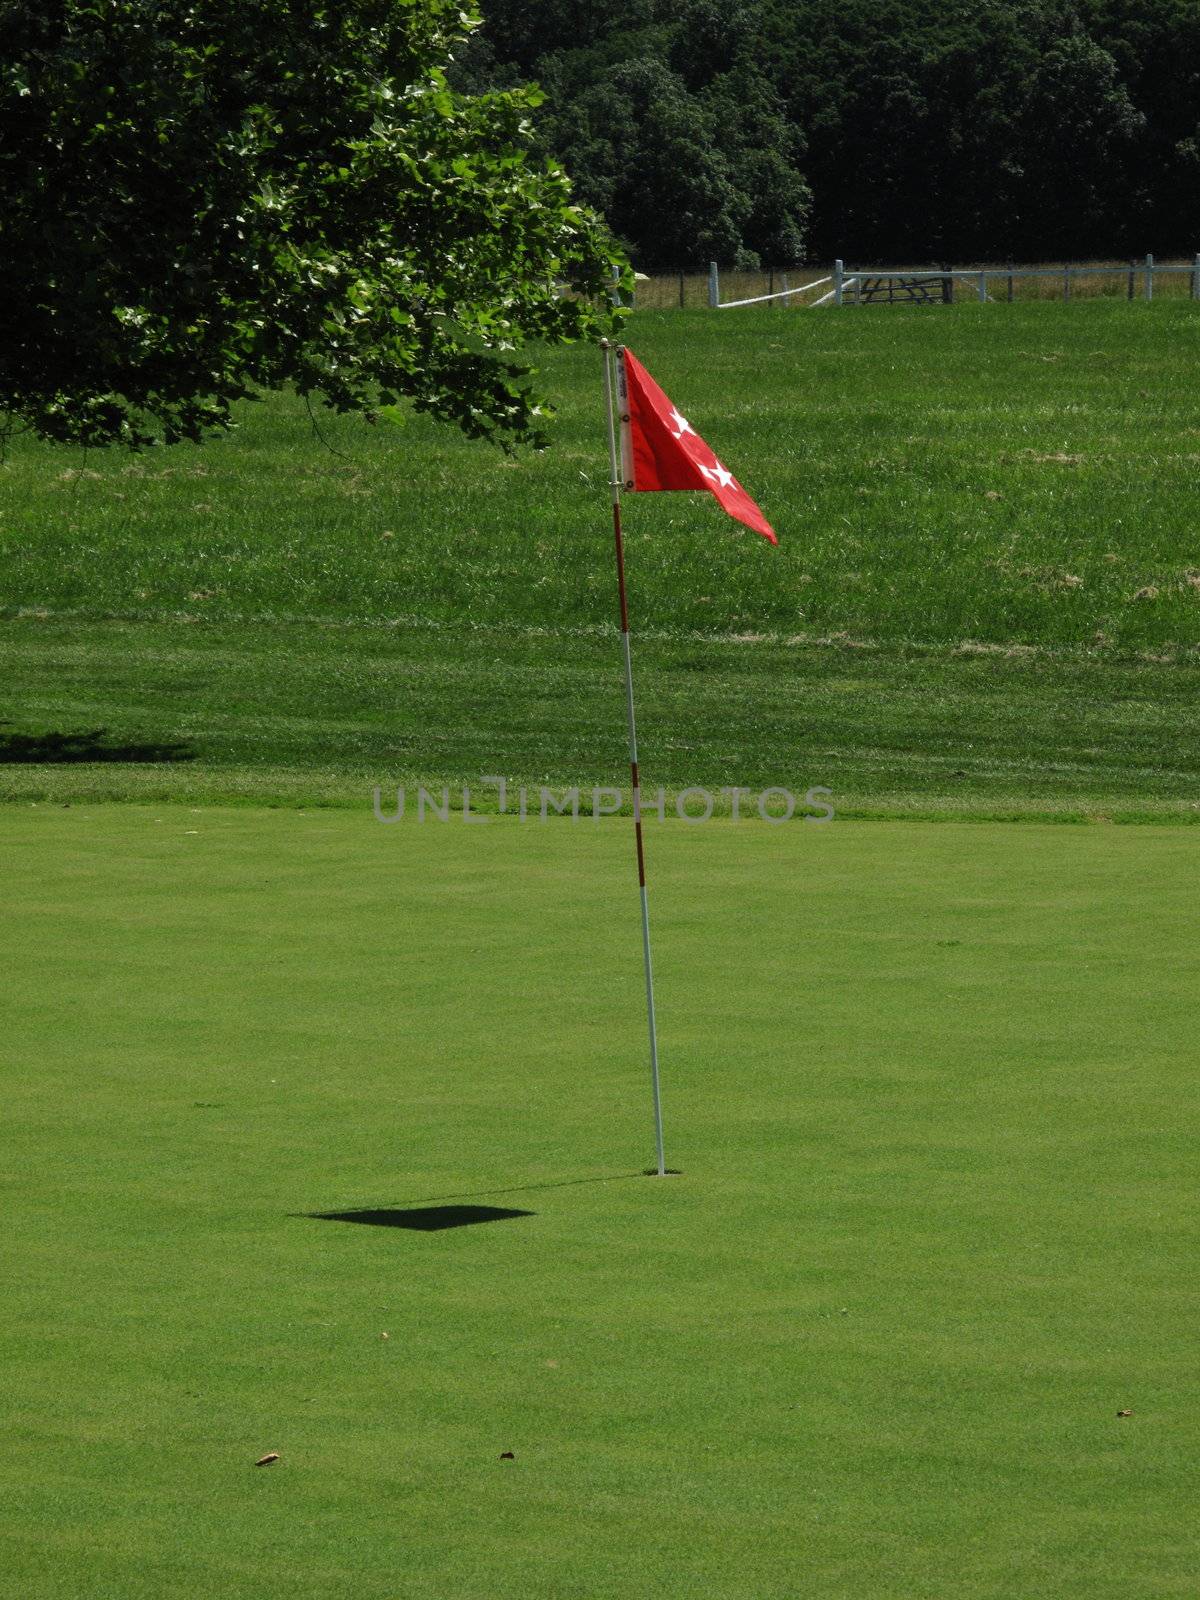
[2,808,1198,1599]
[4,302,1200,649]
[2,301,1199,818]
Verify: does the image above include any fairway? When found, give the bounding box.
[3,807,1197,1598]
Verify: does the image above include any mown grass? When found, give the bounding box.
[2,301,1199,816]
[3,808,1198,1599]
[2,616,1199,820]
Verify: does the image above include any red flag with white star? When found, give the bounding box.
[618,347,777,544]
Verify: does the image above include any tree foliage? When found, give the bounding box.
[0,0,625,449]
[775,0,1147,262]
[461,0,1200,266]
[453,0,810,270]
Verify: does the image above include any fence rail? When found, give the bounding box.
[621,256,1200,310]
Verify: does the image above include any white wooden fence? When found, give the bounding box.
[610,258,1200,310]
[700,255,1200,309]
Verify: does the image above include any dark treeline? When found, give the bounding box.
[453,0,1200,268]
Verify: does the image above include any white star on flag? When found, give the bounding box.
[699,461,736,490]
[669,408,694,439]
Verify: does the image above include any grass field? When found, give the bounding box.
[3,807,1198,1599]
[6,303,1200,651]
[3,302,1200,817]
[3,615,1199,818]
[3,302,1199,1596]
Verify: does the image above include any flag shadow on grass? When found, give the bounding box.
[0,726,194,763]
[304,1204,534,1232]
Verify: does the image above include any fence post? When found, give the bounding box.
[1128,261,1135,300]
[780,272,789,307]
[834,259,844,306]
[1192,255,1199,301]
[1007,265,1014,303]
[610,264,622,309]
[768,267,775,302]
[1064,265,1071,302]
[1145,253,1154,300]
[708,261,719,309]
[977,270,987,303]
[678,271,685,309]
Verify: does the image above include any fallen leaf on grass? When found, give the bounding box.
[499,1451,515,1461]
[255,1452,280,1466]
[1116,1410,1133,1418]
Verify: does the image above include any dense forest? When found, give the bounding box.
[453,0,1200,268]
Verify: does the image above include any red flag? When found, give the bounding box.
[618,347,777,544]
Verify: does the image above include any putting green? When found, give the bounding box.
[2,807,1197,1598]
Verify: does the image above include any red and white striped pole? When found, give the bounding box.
[601,340,666,1177]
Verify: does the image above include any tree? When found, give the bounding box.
[773,0,1146,263]
[1083,0,1200,246]
[1016,27,1143,258]
[458,0,810,270]
[700,66,810,268]
[575,60,753,271]
[0,0,625,450]
[448,0,1200,265]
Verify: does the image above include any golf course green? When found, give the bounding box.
[3,807,1197,1598]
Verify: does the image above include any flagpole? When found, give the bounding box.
[601,339,666,1177]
